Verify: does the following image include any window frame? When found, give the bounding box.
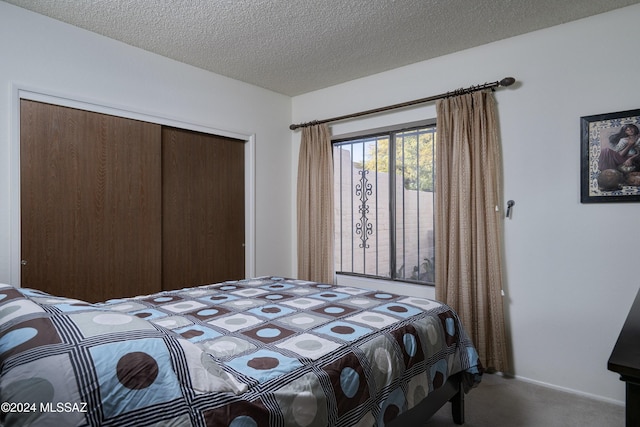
[332,120,436,286]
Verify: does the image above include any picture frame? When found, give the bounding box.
[580,108,640,203]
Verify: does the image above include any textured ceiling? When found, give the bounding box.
[5,0,639,96]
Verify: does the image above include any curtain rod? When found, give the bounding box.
[289,76,516,130]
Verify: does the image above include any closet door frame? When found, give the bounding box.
[9,84,256,286]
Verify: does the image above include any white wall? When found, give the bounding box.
[0,2,293,284]
[292,4,640,403]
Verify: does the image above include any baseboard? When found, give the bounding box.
[491,372,624,407]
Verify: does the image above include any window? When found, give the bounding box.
[333,124,436,285]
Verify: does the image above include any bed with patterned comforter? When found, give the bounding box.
[0,277,482,426]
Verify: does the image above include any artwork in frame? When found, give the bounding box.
[581,108,640,203]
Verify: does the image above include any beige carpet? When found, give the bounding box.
[424,373,624,427]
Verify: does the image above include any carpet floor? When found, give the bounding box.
[424,373,624,427]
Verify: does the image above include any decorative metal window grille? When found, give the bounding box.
[333,125,436,285]
[355,169,373,249]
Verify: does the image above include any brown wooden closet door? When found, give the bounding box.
[20,100,162,302]
[162,127,245,290]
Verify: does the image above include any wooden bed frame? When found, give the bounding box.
[388,373,465,426]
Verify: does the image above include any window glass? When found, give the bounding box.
[333,125,435,285]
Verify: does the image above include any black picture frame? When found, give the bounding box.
[581,108,640,203]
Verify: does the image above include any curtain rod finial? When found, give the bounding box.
[499,77,516,87]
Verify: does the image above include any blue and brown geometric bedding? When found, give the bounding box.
[0,277,482,426]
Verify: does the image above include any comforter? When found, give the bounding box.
[0,277,482,426]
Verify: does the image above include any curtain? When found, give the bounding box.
[297,124,335,283]
[435,90,509,372]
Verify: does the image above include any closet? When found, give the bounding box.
[20,100,245,302]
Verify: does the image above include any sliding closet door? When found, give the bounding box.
[20,100,162,302]
[162,127,245,290]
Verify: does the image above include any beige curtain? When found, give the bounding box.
[297,124,335,283]
[435,90,509,372]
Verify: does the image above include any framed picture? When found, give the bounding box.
[581,108,640,203]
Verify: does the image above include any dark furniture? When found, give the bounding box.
[608,287,640,427]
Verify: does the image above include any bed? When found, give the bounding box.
[0,277,482,426]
